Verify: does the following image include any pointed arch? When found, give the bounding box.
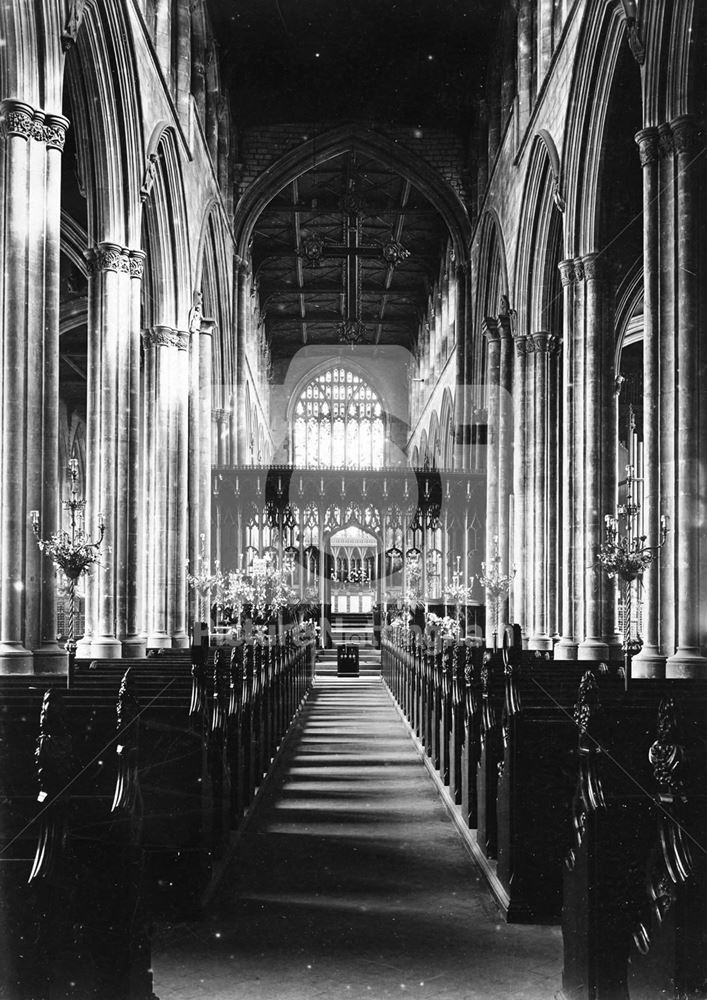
[515,133,565,339]
[561,0,638,254]
[66,0,145,245]
[473,209,510,390]
[233,124,472,266]
[439,388,454,469]
[141,127,191,329]
[194,199,233,403]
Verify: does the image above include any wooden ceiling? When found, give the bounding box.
[253,150,450,369]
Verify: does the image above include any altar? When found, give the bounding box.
[332,592,374,614]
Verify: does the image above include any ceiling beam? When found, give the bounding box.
[266,314,414,330]
[376,179,412,345]
[60,354,87,380]
[258,204,443,218]
[255,246,440,263]
[291,178,308,345]
[262,286,421,300]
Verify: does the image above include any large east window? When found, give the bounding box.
[292,367,385,469]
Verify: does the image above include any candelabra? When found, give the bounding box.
[443,555,475,633]
[186,533,222,622]
[30,459,104,664]
[478,535,516,652]
[597,465,668,670]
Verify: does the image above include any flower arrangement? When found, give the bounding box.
[31,458,104,659]
[297,617,321,642]
[443,559,474,631]
[425,612,460,640]
[596,514,667,583]
[478,535,516,647]
[219,569,253,628]
[187,534,222,618]
[36,526,103,581]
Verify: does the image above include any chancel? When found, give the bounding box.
[1,2,706,999]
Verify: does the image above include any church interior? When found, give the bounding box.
[1,1,706,997]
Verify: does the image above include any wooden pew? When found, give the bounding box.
[561,673,707,1000]
[1,628,316,997]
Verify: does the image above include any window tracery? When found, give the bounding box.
[292,367,385,468]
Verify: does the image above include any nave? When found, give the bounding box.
[152,677,561,1000]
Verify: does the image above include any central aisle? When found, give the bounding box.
[153,677,561,1000]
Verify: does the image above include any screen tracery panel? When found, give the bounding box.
[292,366,385,469]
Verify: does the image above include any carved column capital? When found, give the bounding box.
[497,314,513,339]
[176,331,190,351]
[635,127,660,166]
[86,242,131,275]
[580,253,604,282]
[513,334,529,358]
[531,331,554,354]
[128,249,146,279]
[481,317,501,343]
[0,103,69,149]
[212,407,228,423]
[42,114,69,150]
[658,122,674,158]
[199,318,217,337]
[558,259,575,287]
[573,257,585,283]
[0,100,34,140]
[670,115,698,157]
[142,326,180,349]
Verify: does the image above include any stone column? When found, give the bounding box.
[482,318,501,646]
[555,260,578,659]
[188,316,215,622]
[169,333,190,648]
[29,113,68,671]
[666,116,707,677]
[547,335,561,639]
[121,250,146,657]
[657,122,677,660]
[528,332,554,650]
[497,314,513,628]
[577,254,611,660]
[454,262,470,471]
[143,327,176,649]
[83,244,133,659]
[511,335,529,640]
[632,128,663,675]
[0,102,34,670]
[0,103,68,672]
[214,408,229,465]
[236,260,249,463]
[188,309,201,625]
[571,258,588,653]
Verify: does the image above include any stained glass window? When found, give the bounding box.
[292,367,385,468]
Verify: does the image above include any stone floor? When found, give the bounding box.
[152,677,562,1000]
